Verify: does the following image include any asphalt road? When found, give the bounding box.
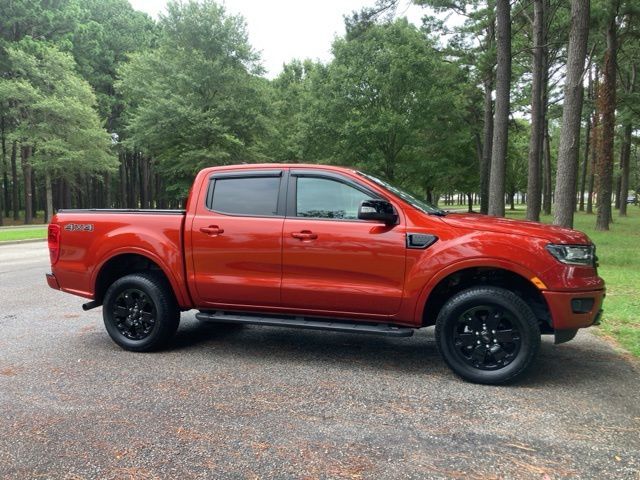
[1,242,639,479]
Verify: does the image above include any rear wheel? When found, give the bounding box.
[435,286,540,384]
[103,273,179,351]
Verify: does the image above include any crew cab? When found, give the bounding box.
[46,164,605,384]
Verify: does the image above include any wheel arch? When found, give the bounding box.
[418,262,552,333]
[93,249,189,308]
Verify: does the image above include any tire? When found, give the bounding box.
[102,272,180,352]
[435,286,540,385]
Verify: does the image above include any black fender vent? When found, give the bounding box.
[406,233,438,249]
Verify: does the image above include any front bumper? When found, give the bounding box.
[543,288,605,331]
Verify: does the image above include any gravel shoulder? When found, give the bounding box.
[0,243,638,479]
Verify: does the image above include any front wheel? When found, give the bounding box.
[435,286,540,385]
[103,273,180,352]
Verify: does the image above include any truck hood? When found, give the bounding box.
[440,213,591,244]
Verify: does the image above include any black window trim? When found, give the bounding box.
[205,169,288,218]
[210,169,283,179]
[286,169,387,222]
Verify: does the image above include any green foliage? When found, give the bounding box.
[292,18,479,201]
[0,0,79,43]
[70,0,157,126]
[0,38,116,179]
[116,0,270,198]
[267,60,319,162]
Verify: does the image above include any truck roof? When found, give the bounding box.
[204,163,357,174]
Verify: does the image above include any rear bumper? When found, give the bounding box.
[543,288,605,330]
[46,273,60,290]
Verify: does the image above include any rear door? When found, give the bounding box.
[189,169,286,308]
[281,170,406,316]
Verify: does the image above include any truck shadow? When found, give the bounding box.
[171,318,443,375]
[167,318,632,388]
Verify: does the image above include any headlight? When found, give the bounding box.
[546,244,595,266]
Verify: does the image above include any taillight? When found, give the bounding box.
[48,224,61,265]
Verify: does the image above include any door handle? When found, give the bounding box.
[200,225,224,236]
[291,230,317,240]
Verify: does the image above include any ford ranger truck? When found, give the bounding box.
[46,164,605,384]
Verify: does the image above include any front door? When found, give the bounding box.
[190,169,285,308]
[281,171,406,316]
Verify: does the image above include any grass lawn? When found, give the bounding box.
[505,206,640,357]
[0,226,47,242]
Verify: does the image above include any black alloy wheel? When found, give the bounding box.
[435,286,540,385]
[452,305,522,371]
[103,272,180,352]
[112,288,156,340]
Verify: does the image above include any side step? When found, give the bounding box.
[195,311,414,337]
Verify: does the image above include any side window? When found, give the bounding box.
[296,177,374,220]
[208,176,280,216]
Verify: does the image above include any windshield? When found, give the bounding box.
[357,172,447,216]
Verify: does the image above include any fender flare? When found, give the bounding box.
[412,257,541,324]
[92,246,192,308]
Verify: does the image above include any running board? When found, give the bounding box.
[195,311,414,337]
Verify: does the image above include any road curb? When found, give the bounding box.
[0,238,47,246]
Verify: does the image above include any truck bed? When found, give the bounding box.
[50,209,189,306]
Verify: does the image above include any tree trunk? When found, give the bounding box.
[131,153,139,208]
[119,155,127,209]
[2,145,8,219]
[104,172,112,208]
[579,110,591,211]
[11,140,19,220]
[526,0,544,222]
[141,156,150,209]
[541,33,552,216]
[156,172,165,209]
[127,154,134,208]
[553,0,590,227]
[595,10,617,231]
[481,79,494,215]
[0,117,5,226]
[542,121,552,215]
[55,179,62,211]
[21,145,33,224]
[619,63,635,217]
[63,180,72,209]
[44,171,53,223]
[488,0,511,217]
[32,168,38,219]
[149,162,155,208]
[587,68,599,214]
[480,9,495,215]
[619,123,632,216]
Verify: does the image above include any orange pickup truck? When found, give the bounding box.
[46,164,605,384]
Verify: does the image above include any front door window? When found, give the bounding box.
[296,177,374,220]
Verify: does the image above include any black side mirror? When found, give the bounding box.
[358,199,398,225]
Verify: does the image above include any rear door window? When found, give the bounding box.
[209,176,281,216]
